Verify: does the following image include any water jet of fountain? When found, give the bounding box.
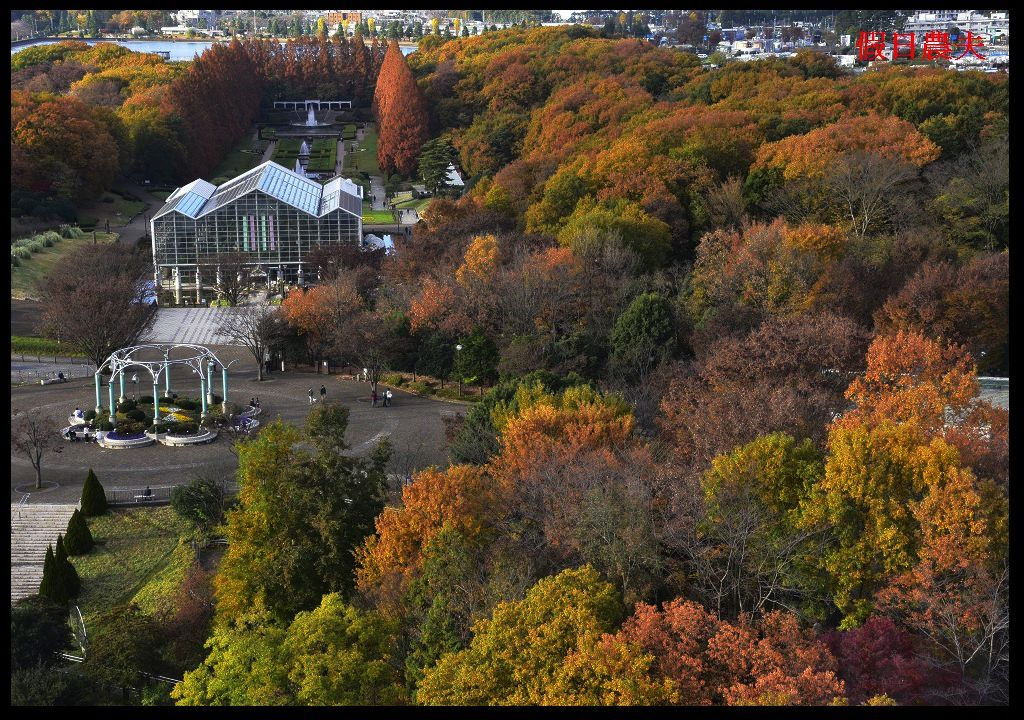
[306,106,316,126]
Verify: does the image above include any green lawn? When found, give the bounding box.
[77,191,145,227]
[11,335,86,357]
[150,190,171,201]
[346,124,381,176]
[11,231,118,301]
[362,201,394,224]
[393,197,432,213]
[211,131,263,179]
[74,506,191,628]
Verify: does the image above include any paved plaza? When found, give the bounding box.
[145,307,238,345]
[11,344,456,504]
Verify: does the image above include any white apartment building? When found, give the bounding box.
[903,10,1009,40]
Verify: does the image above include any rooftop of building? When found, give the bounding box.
[153,161,363,221]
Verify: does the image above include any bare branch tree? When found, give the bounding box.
[219,304,283,381]
[12,408,64,490]
[39,244,156,368]
[198,251,255,306]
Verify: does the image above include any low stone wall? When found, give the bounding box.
[96,432,156,449]
[151,428,218,446]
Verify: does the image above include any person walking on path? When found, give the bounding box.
[308,388,315,405]
[385,389,393,407]
[320,384,327,402]
[371,389,378,407]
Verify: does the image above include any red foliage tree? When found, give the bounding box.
[375,41,429,177]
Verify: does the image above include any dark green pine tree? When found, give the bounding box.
[38,544,69,605]
[80,469,107,517]
[418,138,455,195]
[54,534,80,599]
[63,508,94,556]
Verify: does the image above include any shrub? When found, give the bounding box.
[127,409,146,422]
[116,420,146,435]
[170,476,227,537]
[83,409,96,422]
[80,469,107,516]
[149,422,174,434]
[63,509,94,555]
[96,420,113,432]
[170,422,199,435]
[11,256,20,267]
[117,399,137,413]
[175,398,198,411]
[14,247,32,259]
[137,395,153,404]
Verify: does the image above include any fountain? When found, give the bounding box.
[299,139,310,156]
[291,104,330,127]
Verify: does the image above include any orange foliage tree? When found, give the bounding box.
[375,40,429,176]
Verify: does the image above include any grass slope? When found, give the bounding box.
[74,506,190,628]
[10,231,118,301]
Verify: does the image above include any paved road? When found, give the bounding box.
[146,307,237,345]
[11,344,459,503]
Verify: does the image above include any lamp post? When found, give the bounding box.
[455,344,463,397]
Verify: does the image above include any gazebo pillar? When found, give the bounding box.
[94,373,103,414]
[118,370,127,403]
[107,380,117,428]
[163,354,172,398]
[206,361,215,405]
[221,366,229,413]
[153,378,161,425]
[199,375,208,419]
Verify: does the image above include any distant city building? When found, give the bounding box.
[151,161,363,302]
[173,9,218,29]
[323,11,362,27]
[903,10,1009,40]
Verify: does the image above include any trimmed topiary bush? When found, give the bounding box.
[80,469,108,517]
[117,399,137,413]
[84,409,97,422]
[54,534,80,598]
[126,409,146,422]
[63,509,94,555]
[137,395,153,404]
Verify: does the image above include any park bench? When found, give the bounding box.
[133,494,154,502]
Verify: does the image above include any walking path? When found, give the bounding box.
[370,175,387,210]
[10,503,79,602]
[261,138,278,164]
[335,137,346,179]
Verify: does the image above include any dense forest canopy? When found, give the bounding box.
[10,24,1009,707]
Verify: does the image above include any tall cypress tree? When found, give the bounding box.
[64,508,94,555]
[80,468,107,517]
[38,544,69,605]
[54,534,80,598]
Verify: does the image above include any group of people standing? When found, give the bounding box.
[306,381,394,408]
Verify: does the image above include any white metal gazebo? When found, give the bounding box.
[93,343,231,427]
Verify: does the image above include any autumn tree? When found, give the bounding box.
[375,40,429,176]
[214,409,390,624]
[417,566,677,705]
[39,243,156,369]
[617,599,846,705]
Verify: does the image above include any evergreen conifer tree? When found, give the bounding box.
[54,534,80,598]
[63,508,94,555]
[80,469,107,516]
[38,544,69,605]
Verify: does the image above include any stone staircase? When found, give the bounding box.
[10,503,79,602]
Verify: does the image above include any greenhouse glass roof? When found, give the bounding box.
[152,161,362,221]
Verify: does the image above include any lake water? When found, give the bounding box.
[11,38,416,61]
